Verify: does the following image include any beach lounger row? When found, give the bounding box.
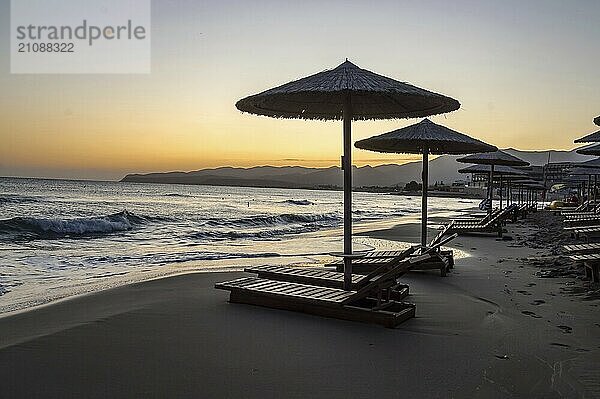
[216,254,433,328]
[562,223,600,283]
[561,200,597,215]
[441,204,519,238]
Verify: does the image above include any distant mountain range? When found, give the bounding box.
[120,148,593,189]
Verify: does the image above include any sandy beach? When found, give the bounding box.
[1,211,599,398]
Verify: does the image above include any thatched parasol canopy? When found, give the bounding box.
[355,119,494,247]
[236,60,460,120]
[574,129,600,143]
[456,151,528,211]
[236,60,460,289]
[458,164,525,176]
[576,143,600,156]
[594,116,600,126]
[456,150,529,167]
[354,119,496,155]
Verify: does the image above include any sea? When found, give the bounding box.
[0,177,479,314]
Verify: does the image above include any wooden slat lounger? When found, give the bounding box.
[445,204,517,238]
[568,253,600,283]
[564,216,600,227]
[561,201,592,214]
[216,254,432,328]
[563,243,600,254]
[564,211,600,221]
[327,233,458,276]
[566,225,600,241]
[245,247,420,299]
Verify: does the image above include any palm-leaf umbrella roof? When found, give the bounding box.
[236,60,460,120]
[574,129,600,143]
[594,116,600,126]
[458,164,526,176]
[236,60,461,289]
[576,143,600,156]
[355,119,493,248]
[456,150,529,166]
[354,119,496,155]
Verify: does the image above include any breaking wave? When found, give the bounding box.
[0,210,152,239]
[202,213,340,229]
[193,212,341,241]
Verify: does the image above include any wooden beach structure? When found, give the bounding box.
[216,60,462,326]
[457,150,529,212]
[217,254,433,328]
[560,123,600,283]
[354,118,496,249]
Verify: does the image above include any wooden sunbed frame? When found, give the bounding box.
[565,225,600,241]
[245,249,412,301]
[445,204,518,237]
[327,233,458,276]
[216,254,432,328]
[568,253,600,283]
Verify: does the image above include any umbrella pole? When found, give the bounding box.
[499,175,503,210]
[594,175,598,209]
[489,165,495,213]
[421,148,429,248]
[342,94,353,290]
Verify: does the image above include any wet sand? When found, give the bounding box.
[1,211,599,398]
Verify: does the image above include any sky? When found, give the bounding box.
[1,0,599,180]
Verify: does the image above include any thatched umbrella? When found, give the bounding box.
[355,119,496,248]
[458,164,525,208]
[576,143,600,156]
[574,158,600,202]
[511,178,545,205]
[456,150,529,211]
[570,166,600,203]
[574,129,600,143]
[236,60,460,289]
[457,164,525,176]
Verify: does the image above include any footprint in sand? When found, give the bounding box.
[530,300,545,306]
[557,325,573,334]
[522,310,542,318]
[517,290,533,296]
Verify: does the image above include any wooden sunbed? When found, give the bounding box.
[566,225,600,241]
[327,233,458,276]
[561,201,597,215]
[245,244,428,298]
[563,215,600,228]
[445,204,518,237]
[563,243,600,254]
[216,254,432,328]
[568,253,600,283]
